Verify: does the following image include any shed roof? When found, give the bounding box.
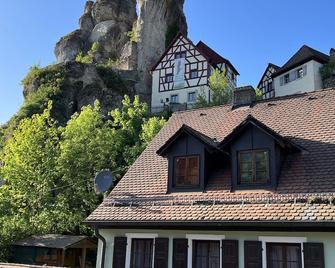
[13,234,96,249]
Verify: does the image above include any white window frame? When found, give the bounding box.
[125,233,158,268]
[186,234,225,268]
[258,236,307,268]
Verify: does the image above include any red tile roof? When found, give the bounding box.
[86,88,335,226]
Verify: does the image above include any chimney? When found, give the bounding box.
[330,48,335,63]
[232,86,256,108]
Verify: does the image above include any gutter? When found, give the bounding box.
[95,227,106,268]
[86,220,335,232]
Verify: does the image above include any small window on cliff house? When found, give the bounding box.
[174,156,200,187]
[175,51,186,59]
[238,150,269,185]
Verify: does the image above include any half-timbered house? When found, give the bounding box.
[86,87,335,268]
[257,63,279,99]
[150,33,239,112]
[258,45,331,99]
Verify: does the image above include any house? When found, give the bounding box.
[150,33,239,113]
[257,63,279,99]
[258,45,331,99]
[86,87,335,268]
[12,234,97,268]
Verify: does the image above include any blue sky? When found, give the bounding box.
[1,0,334,124]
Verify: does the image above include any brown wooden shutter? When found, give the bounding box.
[244,241,262,268]
[303,243,325,268]
[173,238,188,268]
[154,238,169,268]
[222,240,239,268]
[113,236,127,268]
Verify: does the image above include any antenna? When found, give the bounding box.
[94,170,113,197]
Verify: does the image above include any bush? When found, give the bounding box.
[127,26,140,43]
[75,42,100,64]
[320,62,335,80]
[96,65,127,93]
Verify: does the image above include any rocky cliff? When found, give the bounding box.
[32,0,188,120]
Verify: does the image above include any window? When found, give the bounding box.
[175,51,186,59]
[193,240,220,268]
[190,69,198,79]
[188,92,196,103]
[267,82,273,92]
[238,150,269,185]
[170,94,179,103]
[296,68,304,79]
[267,243,302,268]
[174,155,200,187]
[166,73,173,83]
[130,239,154,268]
[284,74,290,84]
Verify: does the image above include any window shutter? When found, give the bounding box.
[303,65,307,76]
[173,238,188,268]
[113,236,127,268]
[280,76,284,86]
[244,241,262,268]
[222,240,239,268]
[303,243,325,268]
[154,238,169,268]
[291,70,297,81]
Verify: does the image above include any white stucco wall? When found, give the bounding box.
[96,228,335,268]
[274,60,324,97]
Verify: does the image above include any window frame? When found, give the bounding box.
[284,73,290,84]
[266,242,302,268]
[170,94,179,104]
[130,239,154,268]
[192,240,220,268]
[125,233,158,268]
[237,149,270,186]
[186,234,225,268]
[173,155,200,189]
[165,73,173,83]
[188,92,197,103]
[190,69,198,79]
[258,236,306,268]
[296,67,304,79]
[175,51,187,59]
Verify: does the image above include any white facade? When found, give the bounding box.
[96,228,335,268]
[151,35,237,113]
[274,60,324,97]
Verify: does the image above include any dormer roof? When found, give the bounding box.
[218,115,302,152]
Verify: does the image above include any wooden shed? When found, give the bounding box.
[12,234,97,268]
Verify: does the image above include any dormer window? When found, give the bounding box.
[174,155,200,187]
[238,150,269,185]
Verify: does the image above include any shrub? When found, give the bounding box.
[127,26,140,43]
[75,42,100,64]
[320,62,335,80]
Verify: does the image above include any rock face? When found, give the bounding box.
[52,0,187,109]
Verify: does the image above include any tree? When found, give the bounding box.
[0,103,60,259]
[0,96,166,261]
[194,69,232,108]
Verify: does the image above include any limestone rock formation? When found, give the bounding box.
[43,0,187,120]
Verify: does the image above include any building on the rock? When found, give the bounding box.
[86,87,335,268]
[150,33,239,113]
[258,45,330,99]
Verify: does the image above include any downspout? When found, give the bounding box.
[95,227,106,268]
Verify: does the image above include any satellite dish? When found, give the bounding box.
[94,170,113,195]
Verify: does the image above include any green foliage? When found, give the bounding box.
[194,69,231,108]
[165,22,180,48]
[75,42,100,64]
[103,58,121,69]
[127,26,140,43]
[96,65,127,92]
[0,96,166,260]
[320,62,335,80]
[255,88,263,101]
